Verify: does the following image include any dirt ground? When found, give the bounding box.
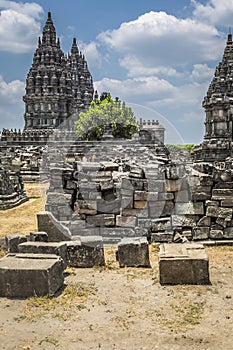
[0,185,232,350]
[0,245,232,350]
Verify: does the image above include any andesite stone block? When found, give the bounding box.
[0,254,64,297]
[116,215,137,227]
[151,232,173,243]
[18,242,68,268]
[117,237,150,267]
[37,211,71,242]
[158,243,210,285]
[192,227,210,240]
[175,202,204,215]
[206,206,232,220]
[66,236,105,268]
[171,215,197,228]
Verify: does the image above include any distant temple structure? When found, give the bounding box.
[24,12,94,131]
[0,12,165,146]
[194,34,233,161]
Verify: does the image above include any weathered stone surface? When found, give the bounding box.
[159,243,210,285]
[150,218,172,232]
[212,189,233,200]
[5,233,27,253]
[197,216,211,227]
[206,206,232,220]
[209,230,224,239]
[175,202,204,215]
[99,227,136,238]
[166,179,182,192]
[66,236,105,268]
[171,215,197,227]
[134,200,147,209]
[147,180,165,193]
[69,220,86,235]
[30,231,48,242]
[148,201,165,218]
[86,214,115,227]
[37,211,71,242]
[224,227,233,238]
[116,215,137,227]
[18,242,68,268]
[0,254,64,297]
[159,192,174,201]
[192,227,210,240]
[175,190,190,203]
[134,191,148,201]
[151,232,173,243]
[117,237,150,267]
[221,200,233,207]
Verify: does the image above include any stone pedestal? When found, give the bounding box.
[0,254,64,297]
[158,243,210,285]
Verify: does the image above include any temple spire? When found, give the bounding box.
[71,37,79,54]
[42,12,57,46]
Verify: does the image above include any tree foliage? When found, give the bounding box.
[76,93,139,140]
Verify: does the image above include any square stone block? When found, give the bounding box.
[18,242,68,269]
[158,243,210,285]
[117,237,150,268]
[66,236,105,268]
[0,254,64,297]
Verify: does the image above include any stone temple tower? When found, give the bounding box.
[194,34,233,161]
[23,12,94,131]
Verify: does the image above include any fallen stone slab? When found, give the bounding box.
[66,236,105,268]
[0,254,64,297]
[5,233,27,253]
[18,242,68,268]
[117,237,150,268]
[158,243,210,285]
[37,211,71,242]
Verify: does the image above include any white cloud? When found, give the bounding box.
[119,56,182,78]
[94,76,175,101]
[78,41,102,69]
[0,75,24,129]
[190,64,214,81]
[98,11,223,68]
[0,1,43,53]
[193,0,233,26]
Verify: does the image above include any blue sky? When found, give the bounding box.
[0,0,232,143]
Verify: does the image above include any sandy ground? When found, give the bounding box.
[0,245,232,350]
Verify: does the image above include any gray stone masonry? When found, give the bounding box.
[117,237,150,268]
[30,231,48,242]
[18,242,68,269]
[37,211,71,242]
[0,253,64,297]
[66,236,105,268]
[5,233,27,253]
[158,243,210,285]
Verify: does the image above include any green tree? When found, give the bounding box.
[75,93,139,140]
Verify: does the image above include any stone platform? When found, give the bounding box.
[158,243,210,285]
[0,253,64,297]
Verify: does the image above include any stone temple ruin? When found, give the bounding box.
[0,13,232,296]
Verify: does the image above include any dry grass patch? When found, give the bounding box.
[22,282,96,322]
[0,183,46,237]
